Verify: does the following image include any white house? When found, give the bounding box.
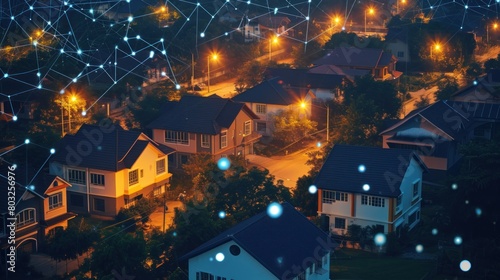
[232,78,314,136]
[49,123,175,218]
[314,145,428,236]
[182,202,335,280]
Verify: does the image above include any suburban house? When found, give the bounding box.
[243,16,292,42]
[381,98,500,171]
[232,78,314,136]
[0,170,76,253]
[312,48,402,81]
[147,95,261,167]
[314,145,428,236]
[264,67,348,100]
[450,69,500,103]
[385,28,410,63]
[182,202,334,280]
[49,123,175,218]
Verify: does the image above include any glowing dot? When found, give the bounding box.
[37,72,41,77]
[217,157,231,170]
[465,200,469,204]
[82,111,87,116]
[29,185,35,190]
[13,116,18,121]
[475,208,482,217]
[215,252,225,262]
[50,148,55,154]
[209,257,214,261]
[37,84,42,89]
[128,16,133,22]
[267,202,283,219]
[136,35,140,39]
[60,89,65,94]
[460,260,471,272]
[308,185,317,194]
[25,139,30,144]
[12,164,17,170]
[415,244,424,253]
[218,211,226,219]
[132,52,136,56]
[362,184,370,191]
[432,228,438,235]
[316,142,322,147]
[60,49,64,53]
[358,164,366,172]
[451,183,458,190]
[277,256,283,263]
[161,71,166,76]
[473,80,478,85]
[200,32,205,38]
[454,236,463,245]
[3,73,8,78]
[465,5,468,9]
[225,32,228,36]
[30,6,33,10]
[172,231,177,237]
[306,16,310,20]
[11,16,14,20]
[149,51,154,58]
[72,78,77,83]
[175,84,181,90]
[374,233,386,246]
[33,40,38,46]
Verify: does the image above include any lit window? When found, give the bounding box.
[220,130,227,148]
[90,173,105,186]
[68,169,86,185]
[413,181,420,197]
[49,192,63,210]
[244,120,251,135]
[165,130,189,145]
[156,159,166,175]
[129,169,139,185]
[361,195,385,207]
[201,134,210,148]
[322,190,348,203]
[256,104,267,114]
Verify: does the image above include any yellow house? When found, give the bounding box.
[49,123,175,218]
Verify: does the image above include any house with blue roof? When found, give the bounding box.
[314,145,428,236]
[49,123,175,218]
[182,202,335,280]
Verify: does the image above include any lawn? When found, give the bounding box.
[331,249,436,280]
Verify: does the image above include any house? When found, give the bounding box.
[243,16,292,42]
[147,95,261,167]
[450,69,500,103]
[314,145,428,236]
[232,78,315,136]
[312,48,402,81]
[385,28,410,63]
[0,170,76,254]
[264,67,348,100]
[182,202,334,280]
[49,123,174,218]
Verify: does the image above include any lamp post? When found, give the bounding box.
[207,53,218,93]
[365,8,375,34]
[487,22,498,44]
[60,95,77,136]
[301,101,330,142]
[268,36,278,61]
[396,0,406,14]
[430,43,441,60]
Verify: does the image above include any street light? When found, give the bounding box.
[365,8,375,34]
[269,35,279,61]
[300,101,330,142]
[396,0,406,14]
[60,94,78,136]
[430,43,441,59]
[207,53,218,93]
[487,22,498,44]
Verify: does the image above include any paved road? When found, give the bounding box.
[246,143,317,189]
[148,200,184,231]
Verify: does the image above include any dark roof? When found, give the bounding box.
[314,145,428,198]
[51,124,174,171]
[147,95,259,134]
[381,100,471,139]
[385,28,408,42]
[181,202,333,279]
[264,68,345,89]
[447,101,500,121]
[232,78,310,105]
[312,48,395,68]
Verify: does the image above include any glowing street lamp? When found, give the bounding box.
[269,35,279,61]
[300,101,330,142]
[365,8,375,34]
[397,0,406,14]
[60,94,78,136]
[430,43,441,59]
[207,53,218,93]
[487,22,498,44]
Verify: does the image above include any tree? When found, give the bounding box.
[464,62,483,83]
[484,54,500,71]
[293,175,317,216]
[182,153,215,180]
[234,60,266,93]
[414,95,431,109]
[272,108,318,146]
[434,78,459,100]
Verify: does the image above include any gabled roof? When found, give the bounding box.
[447,101,500,121]
[51,124,174,171]
[182,202,333,279]
[147,95,259,134]
[264,68,345,89]
[232,78,311,105]
[312,48,396,69]
[380,100,470,140]
[314,145,428,198]
[30,173,71,197]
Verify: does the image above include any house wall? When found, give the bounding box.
[152,129,197,154]
[213,109,254,157]
[386,40,410,62]
[395,157,423,230]
[189,240,277,280]
[43,189,68,221]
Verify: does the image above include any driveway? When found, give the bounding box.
[246,143,317,189]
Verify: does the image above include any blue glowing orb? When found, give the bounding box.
[358,164,366,173]
[267,202,283,219]
[460,260,471,272]
[218,211,226,219]
[308,185,318,194]
[374,233,386,246]
[415,244,424,253]
[215,252,225,262]
[454,236,463,245]
[217,157,231,170]
[432,228,438,235]
[362,184,370,191]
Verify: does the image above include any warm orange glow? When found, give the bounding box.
[212,54,218,61]
[494,23,498,30]
[402,0,406,4]
[334,16,340,24]
[368,8,375,15]
[272,36,278,44]
[300,101,307,109]
[70,95,77,102]
[434,44,441,51]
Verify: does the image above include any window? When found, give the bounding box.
[153,185,164,196]
[322,190,348,204]
[334,217,346,229]
[396,194,403,213]
[165,130,189,145]
[220,130,227,148]
[93,198,105,212]
[323,254,328,266]
[257,122,267,132]
[70,194,84,207]
[16,209,35,227]
[408,210,420,225]
[413,181,420,198]
[129,169,139,185]
[90,173,105,186]
[68,169,86,185]
[156,159,166,175]
[397,51,404,57]
[216,277,226,280]
[244,120,251,135]
[256,104,267,114]
[140,169,144,178]
[196,272,214,280]
[49,192,63,210]
[361,195,385,207]
[201,134,210,148]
